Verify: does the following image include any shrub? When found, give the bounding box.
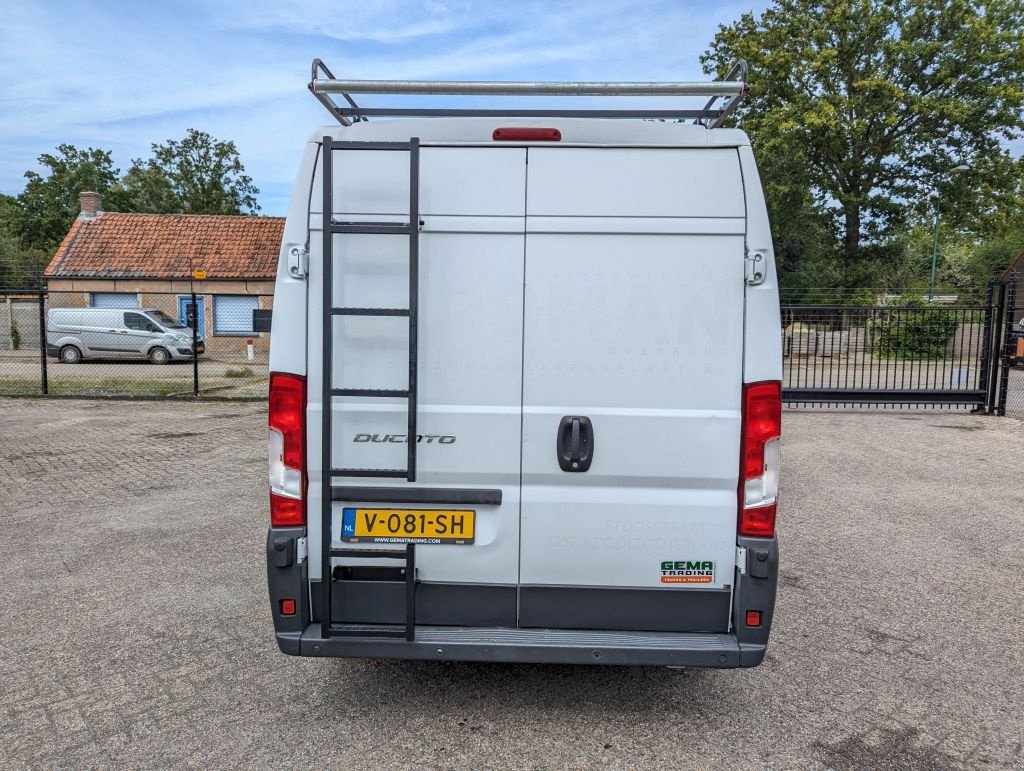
[10,321,20,350]
[870,296,961,360]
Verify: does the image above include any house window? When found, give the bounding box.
[213,295,260,335]
[90,292,139,309]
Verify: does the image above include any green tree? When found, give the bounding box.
[0,193,20,236]
[15,145,119,250]
[960,155,1024,240]
[0,233,48,290]
[702,0,1024,287]
[118,129,260,215]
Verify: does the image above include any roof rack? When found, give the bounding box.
[308,58,748,128]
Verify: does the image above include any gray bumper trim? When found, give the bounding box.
[293,624,760,667]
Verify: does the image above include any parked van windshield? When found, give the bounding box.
[146,310,187,329]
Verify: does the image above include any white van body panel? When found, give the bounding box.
[268,141,317,378]
[304,147,529,587]
[517,146,745,598]
[268,116,782,664]
[738,144,783,383]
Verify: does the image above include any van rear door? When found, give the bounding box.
[518,147,746,633]
[309,144,527,628]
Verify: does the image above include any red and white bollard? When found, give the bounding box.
[246,338,254,361]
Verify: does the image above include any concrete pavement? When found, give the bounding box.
[1,399,1022,768]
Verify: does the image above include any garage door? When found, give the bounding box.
[91,293,139,309]
[214,295,259,335]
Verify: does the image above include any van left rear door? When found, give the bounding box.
[307,143,527,628]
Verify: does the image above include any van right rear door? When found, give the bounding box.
[517,147,747,633]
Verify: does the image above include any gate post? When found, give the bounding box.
[986,282,1006,413]
[976,282,996,413]
[37,291,48,395]
[978,282,995,411]
[997,275,1017,416]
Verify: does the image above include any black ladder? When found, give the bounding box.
[321,137,421,483]
[320,137,421,642]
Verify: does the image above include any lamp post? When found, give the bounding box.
[928,164,970,302]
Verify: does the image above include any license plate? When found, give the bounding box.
[341,508,475,544]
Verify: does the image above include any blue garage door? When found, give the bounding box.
[91,293,139,309]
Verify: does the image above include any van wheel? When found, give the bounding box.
[148,347,170,365]
[59,345,82,364]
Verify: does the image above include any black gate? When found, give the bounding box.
[781,281,1017,412]
[992,277,1022,417]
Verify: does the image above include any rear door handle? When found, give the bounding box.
[557,416,594,472]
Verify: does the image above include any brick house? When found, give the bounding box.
[44,192,283,356]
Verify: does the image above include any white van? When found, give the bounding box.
[47,307,204,363]
[266,62,782,667]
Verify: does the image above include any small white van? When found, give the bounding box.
[266,61,782,667]
[47,307,204,364]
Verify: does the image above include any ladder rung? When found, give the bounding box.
[333,388,409,398]
[332,468,408,479]
[332,307,409,317]
[328,624,407,639]
[330,548,409,558]
[331,221,410,234]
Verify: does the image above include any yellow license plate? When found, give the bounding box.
[341,508,475,544]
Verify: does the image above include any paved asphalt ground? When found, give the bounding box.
[1,399,1022,768]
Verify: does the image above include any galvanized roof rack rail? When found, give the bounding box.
[309,58,748,128]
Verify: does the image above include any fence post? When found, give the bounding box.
[191,289,199,397]
[978,282,997,413]
[37,291,48,395]
[986,282,1006,413]
[996,275,1017,416]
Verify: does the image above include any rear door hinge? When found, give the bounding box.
[745,250,767,285]
[287,244,308,279]
[297,537,308,564]
[735,546,748,575]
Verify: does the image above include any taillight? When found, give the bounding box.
[492,127,561,141]
[739,381,781,537]
[269,372,306,526]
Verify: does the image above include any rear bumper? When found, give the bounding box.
[277,625,766,667]
[267,528,777,669]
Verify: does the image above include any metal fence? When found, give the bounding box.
[1000,302,1023,419]
[3,286,1022,415]
[781,304,991,409]
[0,290,270,399]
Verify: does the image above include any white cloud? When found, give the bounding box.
[0,0,782,214]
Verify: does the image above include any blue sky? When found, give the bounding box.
[6,1,1019,217]
[0,0,771,215]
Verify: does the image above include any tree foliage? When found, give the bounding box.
[703,0,1024,286]
[14,145,119,250]
[117,129,260,215]
[0,232,48,290]
[0,131,261,283]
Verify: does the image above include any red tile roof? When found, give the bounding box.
[44,212,284,279]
